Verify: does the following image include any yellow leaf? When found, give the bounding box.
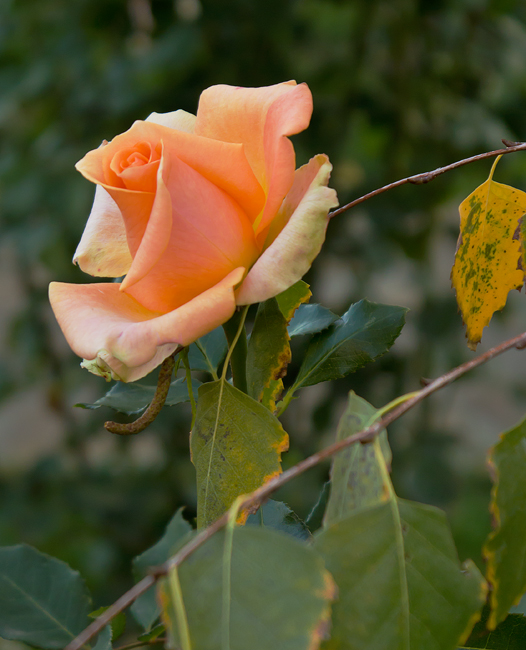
[191,381,288,528]
[451,156,526,349]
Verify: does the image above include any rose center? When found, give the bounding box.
[109,141,163,192]
[125,151,149,168]
[115,142,156,172]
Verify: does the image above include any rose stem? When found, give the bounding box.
[104,352,178,435]
[222,307,249,393]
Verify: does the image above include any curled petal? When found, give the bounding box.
[195,82,312,237]
[73,184,132,277]
[49,267,245,382]
[256,83,313,241]
[236,155,338,305]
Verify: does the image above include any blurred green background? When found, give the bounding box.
[2,0,526,628]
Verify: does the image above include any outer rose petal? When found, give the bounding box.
[49,267,245,382]
[236,154,338,305]
[194,82,312,239]
[146,109,196,133]
[73,185,133,277]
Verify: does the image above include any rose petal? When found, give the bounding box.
[194,81,313,239]
[146,109,196,133]
[73,184,133,277]
[119,152,172,290]
[123,153,258,313]
[236,154,338,305]
[77,120,264,225]
[49,267,245,382]
[146,112,264,216]
[77,125,262,292]
[110,141,161,192]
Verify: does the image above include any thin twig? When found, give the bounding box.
[104,350,181,435]
[329,141,526,219]
[66,329,526,650]
[68,575,157,650]
[114,639,167,650]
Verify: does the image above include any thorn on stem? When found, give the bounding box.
[104,351,179,435]
[502,139,525,148]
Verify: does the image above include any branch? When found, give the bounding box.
[104,350,181,435]
[329,140,526,219]
[65,329,526,650]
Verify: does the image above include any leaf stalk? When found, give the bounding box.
[104,351,180,435]
[222,307,250,393]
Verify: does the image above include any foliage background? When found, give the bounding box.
[2,0,526,639]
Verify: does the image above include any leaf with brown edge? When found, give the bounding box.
[275,280,312,322]
[159,526,335,650]
[247,297,291,410]
[259,378,284,413]
[451,156,526,350]
[484,416,526,629]
[316,499,486,650]
[316,430,486,650]
[191,380,289,528]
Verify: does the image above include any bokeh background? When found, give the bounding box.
[2,0,526,630]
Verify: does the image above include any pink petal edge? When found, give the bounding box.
[49,267,245,382]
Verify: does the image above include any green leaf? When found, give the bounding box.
[131,509,193,630]
[246,298,291,409]
[0,544,92,649]
[246,499,312,541]
[275,280,312,322]
[90,607,125,641]
[191,380,289,528]
[484,416,526,628]
[188,326,228,375]
[137,623,166,643]
[93,625,112,650]
[288,303,339,337]
[292,299,407,390]
[316,432,485,649]
[323,391,391,527]
[462,612,526,649]
[76,377,201,415]
[159,526,335,650]
[315,499,486,650]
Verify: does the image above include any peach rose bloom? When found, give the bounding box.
[49,81,338,382]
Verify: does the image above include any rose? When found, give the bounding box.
[49,81,338,382]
